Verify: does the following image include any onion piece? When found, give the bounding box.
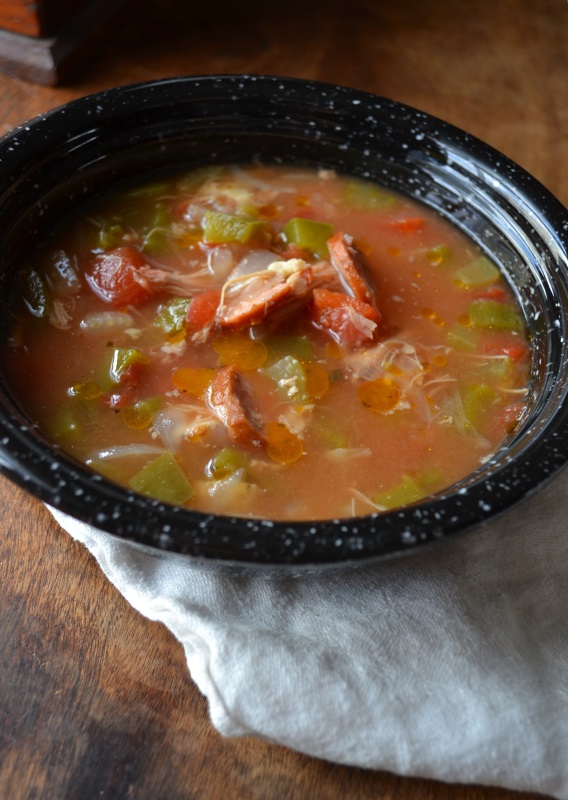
[80,311,135,331]
[86,444,164,463]
[231,249,279,279]
[327,447,372,461]
[151,407,192,452]
[207,246,235,281]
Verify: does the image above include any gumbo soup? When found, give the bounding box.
[4,165,531,521]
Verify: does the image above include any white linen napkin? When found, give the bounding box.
[47,467,568,798]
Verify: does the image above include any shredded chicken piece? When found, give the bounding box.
[49,299,74,329]
[137,264,216,295]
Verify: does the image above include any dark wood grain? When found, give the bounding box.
[0,0,566,797]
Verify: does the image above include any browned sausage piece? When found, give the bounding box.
[327,231,377,307]
[207,364,265,448]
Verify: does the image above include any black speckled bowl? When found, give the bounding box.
[0,75,567,573]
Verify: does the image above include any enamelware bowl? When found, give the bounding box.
[1,75,567,572]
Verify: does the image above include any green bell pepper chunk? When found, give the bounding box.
[468,299,523,332]
[342,180,397,211]
[374,474,427,510]
[155,297,191,337]
[206,447,248,480]
[109,347,148,384]
[264,356,309,404]
[129,451,194,505]
[202,210,269,245]
[282,217,334,257]
[455,256,500,288]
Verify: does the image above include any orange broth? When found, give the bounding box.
[4,165,531,520]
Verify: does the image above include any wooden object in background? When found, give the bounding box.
[0,0,130,84]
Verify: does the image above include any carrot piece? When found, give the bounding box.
[172,367,216,399]
[266,421,304,464]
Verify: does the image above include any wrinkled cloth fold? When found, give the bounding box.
[48,469,568,798]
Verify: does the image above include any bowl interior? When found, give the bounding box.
[0,75,567,570]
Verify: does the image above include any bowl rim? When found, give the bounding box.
[1,73,568,569]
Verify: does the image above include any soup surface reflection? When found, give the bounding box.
[5,165,531,520]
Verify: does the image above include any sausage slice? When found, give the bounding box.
[207,365,265,448]
[327,232,377,307]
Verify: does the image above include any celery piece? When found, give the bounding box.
[462,383,498,430]
[206,447,248,480]
[109,347,148,384]
[425,244,451,266]
[202,210,268,245]
[342,180,397,211]
[446,325,480,351]
[455,256,500,287]
[468,299,523,332]
[264,356,309,404]
[129,451,194,505]
[22,268,50,319]
[155,297,191,337]
[282,217,334,257]
[373,474,426,510]
[265,334,314,364]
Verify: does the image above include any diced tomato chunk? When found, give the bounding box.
[186,288,221,335]
[87,246,153,306]
[389,217,425,234]
[311,288,381,348]
[481,334,529,362]
[474,286,508,302]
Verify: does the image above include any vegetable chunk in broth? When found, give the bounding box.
[4,165,531,520]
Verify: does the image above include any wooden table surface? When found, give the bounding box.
[0,1,566,798]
